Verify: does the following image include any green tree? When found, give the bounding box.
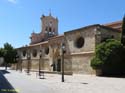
[0,48,4,57]
[91,39,125,75]
[4,43,17,70]
[121,15,125,45]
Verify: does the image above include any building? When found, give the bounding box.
[16,14,122,75]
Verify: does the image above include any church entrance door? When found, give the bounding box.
[52,59,61,72]
[57,59,61,72]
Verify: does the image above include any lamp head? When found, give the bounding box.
[62,43,65,49]
[62,43,66,53]
[39,50,42,57]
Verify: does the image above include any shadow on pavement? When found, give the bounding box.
[0,70,10,75]
[97,74,125,78]
[0,70,18,93]
[66,81,89,85]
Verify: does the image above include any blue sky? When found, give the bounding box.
[0,0,125,48]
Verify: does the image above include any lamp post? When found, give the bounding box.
[39,49,42,78]
[20,59,22,72]
[16,54,19,71]
[61,43,66,82]
[27,50,31,75]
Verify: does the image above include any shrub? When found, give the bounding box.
[91,39,125,75]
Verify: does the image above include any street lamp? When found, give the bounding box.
[20,59,22,72]
[16,54,19,71]
[61,43,66,82]
[39,49,42,78]
[27,50,31,75]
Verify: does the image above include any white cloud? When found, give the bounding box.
[8,0,17,4]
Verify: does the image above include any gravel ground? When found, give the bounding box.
[0,67,125,93]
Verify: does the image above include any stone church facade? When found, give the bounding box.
[16,14,121,75]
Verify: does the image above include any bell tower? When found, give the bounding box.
[40,13,58,39]
[30,13,58,44]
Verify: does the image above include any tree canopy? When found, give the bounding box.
[4,43,17,64]
[121,15,125,45]
[0,48,4,57]
[0,43,17,69]
[91,39,125,75]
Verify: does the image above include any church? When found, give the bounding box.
[16,13,122,75]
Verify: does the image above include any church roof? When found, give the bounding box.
[49,35,64,39]
[103,20,122,31]
[103,20,122,26]
[29,41,48,47]
[65,24,120,34]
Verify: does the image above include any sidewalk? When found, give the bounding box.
[0,68,125,93]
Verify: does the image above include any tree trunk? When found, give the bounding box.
[5,63,7,70]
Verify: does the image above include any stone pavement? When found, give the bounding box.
[0,67,125,93]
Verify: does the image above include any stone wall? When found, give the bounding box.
[71,53,95,74]
[64,26,96,74]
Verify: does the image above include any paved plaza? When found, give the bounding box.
[0,67,125,93]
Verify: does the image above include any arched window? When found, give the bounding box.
[32,49,37,57]
[22,50,26,57]
[49,27,52,32]
[45,27,48,31]
[45,47,49,55]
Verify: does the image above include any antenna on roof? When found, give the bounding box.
[32,29,35,33]
[49,9,52,16]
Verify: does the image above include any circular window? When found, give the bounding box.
[32,49,37,57]
[45,47,49,55]
[75,37,85,48]
[22,50,26,57]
